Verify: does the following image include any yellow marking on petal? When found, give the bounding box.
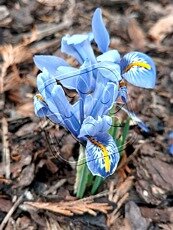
[124,61,151,73]
[88,137,111,173]
[36,94,44,101]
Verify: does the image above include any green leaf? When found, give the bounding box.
[119,117,130,155]
[91,176,104,194]
[74,145,87,198]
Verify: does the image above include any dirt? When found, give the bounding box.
[0,0,173,229]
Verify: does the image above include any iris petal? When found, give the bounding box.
[97,50,121,63]
[61,34,96,64]
[77,60,96,95]
[34,96,48,117]
[34,96,66,127]
[120,52,156,88]
[97,61,122,83]
[56,66,79,89]
[89,82,118,117]
[33,55,69,75]
[37,69,56,99]
[78,116,112,138]
[92,8,110,53]
[85,133,120,178]
[51,85,81,135]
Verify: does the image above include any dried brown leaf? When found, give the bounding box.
[128,18,146,50]
[16,102,34,117]
[14,164,35,188]
[148,15,173,43]
[111,176,134,203]
[3,66,22,92]
[0,198,12,213]
[37,0,65,7]
[0,44,32,68]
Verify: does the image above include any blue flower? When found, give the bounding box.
[33,8,156,100]
[92,8,110,53]
[120,52,156,89]
[61,33,96,64]
[78,116,119,177]
[33,7,157,179]
[34,68,120,178]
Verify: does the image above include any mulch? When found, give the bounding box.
[0,0,173,229]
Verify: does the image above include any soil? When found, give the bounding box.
[0,0,173,229]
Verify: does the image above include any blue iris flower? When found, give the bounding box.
[33,7,156,178]
[34,68,120,178]
[34,7,156,103]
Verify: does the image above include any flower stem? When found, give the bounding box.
[74,144,93,198]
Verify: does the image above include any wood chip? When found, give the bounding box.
[148,15,173,43]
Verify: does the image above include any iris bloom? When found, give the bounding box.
[34,68,120,178]
[34,8,156,102]
[33,7,156,178]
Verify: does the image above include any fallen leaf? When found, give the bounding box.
[16,102,34,117]
[0,198,12,212]
[128,18,146,50]
[148,15,173,43]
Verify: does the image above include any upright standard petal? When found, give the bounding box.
[88,81,118,118]
[120,52,156,88]
[61,34,96,64]
[97,50,121,63]
[96,61,122,83]
[78,60,96,94]
[33,55,69,75]
[56,66,79,89]
[92,8,110,53]
[78,115,112,138]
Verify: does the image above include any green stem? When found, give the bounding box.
[74,145,93,198]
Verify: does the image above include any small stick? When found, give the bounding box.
[2,117,10,179]
[44,179,67,195]
[0,194,24,230]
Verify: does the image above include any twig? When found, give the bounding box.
[2,117,10,179]
[108,193,129,226]
[44,179,67,195]
[0,194,24,230]
[77,188,117,203]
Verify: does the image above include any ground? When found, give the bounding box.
[0,0,173,229]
